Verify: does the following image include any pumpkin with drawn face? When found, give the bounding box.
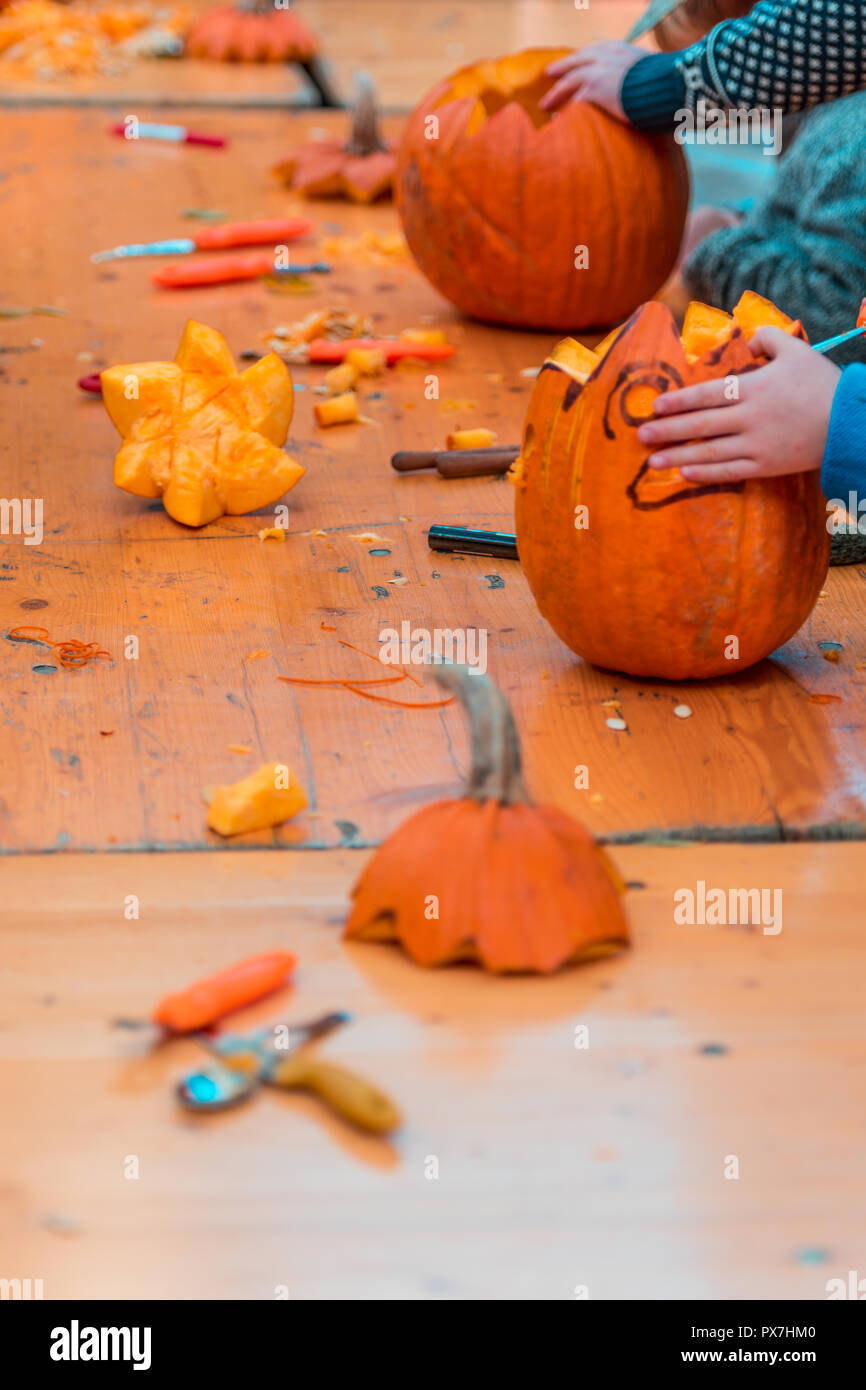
[511,294,830,680]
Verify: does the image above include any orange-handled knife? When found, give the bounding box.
[92,217,314,264]
[306,337,456,364]
[152,249,329,288]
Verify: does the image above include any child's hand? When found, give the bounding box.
[636,329,841,483]
[539,43,645,120]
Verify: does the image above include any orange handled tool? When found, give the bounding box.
[152,249,330,288]
[152,951,297,1033]
[191,218,313,250]
[93,218,314,266]
[153,251,284,288]
[305,337,456,364]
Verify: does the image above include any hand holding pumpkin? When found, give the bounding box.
[539,42,644,120]
[638,329,841,483]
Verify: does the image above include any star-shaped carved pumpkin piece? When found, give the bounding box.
[101,320,303,527]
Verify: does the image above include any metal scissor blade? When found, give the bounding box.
[178,1011,351,1113]
[286,1010,351,1048]
[197,1010,350,1063]
[91,238,196,263]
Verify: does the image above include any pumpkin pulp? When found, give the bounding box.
[102,321,303,528]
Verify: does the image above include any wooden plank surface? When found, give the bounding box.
[1,843,864,1300]
[1,106,865,853]
[0,1,647,108]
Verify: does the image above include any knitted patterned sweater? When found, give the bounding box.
[683,88,866,362]
[622,0,866,128]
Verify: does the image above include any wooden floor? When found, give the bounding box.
[1,106,864,854]
[1,2,864,1305]
[2,845,864,1300]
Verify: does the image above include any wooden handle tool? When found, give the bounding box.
[392,446,519,478]
[269,1055,401,1135]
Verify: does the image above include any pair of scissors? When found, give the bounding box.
[177,1011,401,1135]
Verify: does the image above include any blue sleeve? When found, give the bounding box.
[820,364,866,504]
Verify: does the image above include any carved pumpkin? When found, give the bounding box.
[186,0,317,62]
[273,74,396,203]
[511,293,830,680]
[395,47,689,331]
[101,320,303,528]
[345,666,629,973]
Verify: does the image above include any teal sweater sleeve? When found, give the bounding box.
[622,0,866,131]
[821,364,866,506]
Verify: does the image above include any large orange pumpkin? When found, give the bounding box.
[395,48,689,331]
[511,293,830,680]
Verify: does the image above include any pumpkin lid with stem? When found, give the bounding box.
[434,664,529,806]
[342,71,389,158]
[345,665,629,973]
[273,72,396,202]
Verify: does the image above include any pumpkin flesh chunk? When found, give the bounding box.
[595,323,626,358]
[681,301,733,357]
[102,321,303,528]
[206,761,308,838]
[732,290,796,339]
[113,440,166,498]
[546,337,600,382]
[101,362,184,440]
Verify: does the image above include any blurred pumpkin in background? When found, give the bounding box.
[186,0,317,62]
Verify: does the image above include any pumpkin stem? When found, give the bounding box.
[434,666,530,806]
[344,72,388,157]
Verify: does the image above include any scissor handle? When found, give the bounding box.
[271,1056,401,1135]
